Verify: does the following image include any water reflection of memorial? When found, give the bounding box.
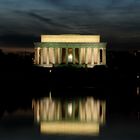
[32,95,106,135]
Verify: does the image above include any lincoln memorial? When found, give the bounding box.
[34,34,107,68]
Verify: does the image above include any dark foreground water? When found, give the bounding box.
[0,114,140,140]
[0,95,140,140]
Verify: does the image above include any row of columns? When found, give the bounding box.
[34,47,106,66]
[32,98,62,122]
[32,97,106,124]
[83,48,106,65]
[79,98,106,123]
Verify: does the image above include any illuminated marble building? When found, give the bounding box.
[32,96,106,135]
[34,35,107,68]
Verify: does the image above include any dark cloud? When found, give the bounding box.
[0,0,140,50]
[0,34,38,44]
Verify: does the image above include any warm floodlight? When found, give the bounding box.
[68,103,73,117]
[68,54,73,63]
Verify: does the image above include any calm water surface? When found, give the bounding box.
[0,90,140,140]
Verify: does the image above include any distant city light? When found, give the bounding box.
[137,87,139,95]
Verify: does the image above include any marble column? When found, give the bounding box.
[36,47,40,64]
[46,48,49,65]
[100,102,106,124]
[52,48,55,64]
[42,47,46,64]
[102,48,106,64]
[40,48,43,65]
[57,48,60,64]
[85,48,88,64]
[36,101,40,122]
[54,48,57,64]
[43,48,46,64]
[82,48,85,64]
[91,48,94,66]
[79,48,81,64]
[56,102,61,120]
[85,101,91,121]
[79,101,85,121]
[60,48,62,64]
[66,48,68,64]
[72,48,75,64]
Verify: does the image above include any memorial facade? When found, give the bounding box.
[34,35,107,68]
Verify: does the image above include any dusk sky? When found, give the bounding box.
[0,0,140,51]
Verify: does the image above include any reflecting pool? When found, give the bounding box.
[32,94,106,135]
[0,88,140,140]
